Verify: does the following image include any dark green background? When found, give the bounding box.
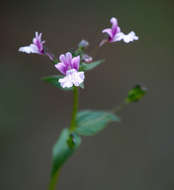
[1,0,174,189]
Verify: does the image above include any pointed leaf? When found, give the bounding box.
[75,110,120,136]
[41,75,73,91]
[80,60,104,71]
[51,128,81,179]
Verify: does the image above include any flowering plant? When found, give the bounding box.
[19,17,146,190]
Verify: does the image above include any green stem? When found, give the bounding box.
[48,87,78,190]
[112,101,129,114]
[70,86,79,131]
[49,170,60,190]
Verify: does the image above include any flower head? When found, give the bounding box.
[55,52,85,88]
[19,32,45,54]
[102,17,139,43]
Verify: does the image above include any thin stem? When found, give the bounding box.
[112,101,129,114]
[49,170,60,190]
[88,39,108,60]
[48,87,78,190]
[70,86,79,131]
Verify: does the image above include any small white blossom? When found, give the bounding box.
[59,69,85,88]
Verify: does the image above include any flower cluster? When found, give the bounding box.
[55,53,85,88]
[18,17,139,89]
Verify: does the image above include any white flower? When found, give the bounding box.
[102,17,139,44]
[18,32,45,54]
[113,31,139,43]
[59,69,85,88]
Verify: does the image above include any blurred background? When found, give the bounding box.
[1,0,174,189]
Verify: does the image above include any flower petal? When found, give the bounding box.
[59,76,73,88]
[72,71,85,87]
[110,17,117,25]
[102,28,113,38]
[55,62,66,75]
[112,32,125,42]
[110,17,118,30]
[122,31,139,43]
[18,44,39,54]
[59,54,66,64]
[72,56,80,70]
[113,31,139,43]
[65,52,72,65]
[59,69,85,88]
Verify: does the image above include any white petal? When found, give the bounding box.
[18,44,39,54]
[59,76,73,88]
[113,31,139,43]
[113,32,125,42]
[72,71,85,86]
[59,69,85,88]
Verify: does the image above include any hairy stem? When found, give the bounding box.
[70,86,79,131]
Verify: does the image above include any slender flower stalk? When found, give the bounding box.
[112,101,129,114]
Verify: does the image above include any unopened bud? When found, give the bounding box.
[78,40,89,48]
[125,84,147,103]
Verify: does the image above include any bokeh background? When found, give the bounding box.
[1,0,174,189]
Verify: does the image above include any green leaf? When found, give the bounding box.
[51,128,81,179]
[80,60,104,71]
[125,84,147,103]
[41,75,73,91]
[75,110,120,136]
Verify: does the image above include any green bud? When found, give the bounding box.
[125,84,147,103]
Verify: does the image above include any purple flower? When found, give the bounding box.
[55,52,85,88]
[19,32,45,54]
[102,17,139,43]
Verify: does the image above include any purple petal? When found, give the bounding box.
[110,17,118,29]
[102,28,113,38]
[110,17,118,36]
[55,62,66,75]
[72,56,80,70]
[38,33,42,40]
[59,54,66,64]
[65,52,72,65]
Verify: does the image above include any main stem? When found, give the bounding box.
[49,87,79,190]
[70,86,79,131]
[49,170,60,190]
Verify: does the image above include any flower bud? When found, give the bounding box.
[78,39,89,48]
[125,84,147,103]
